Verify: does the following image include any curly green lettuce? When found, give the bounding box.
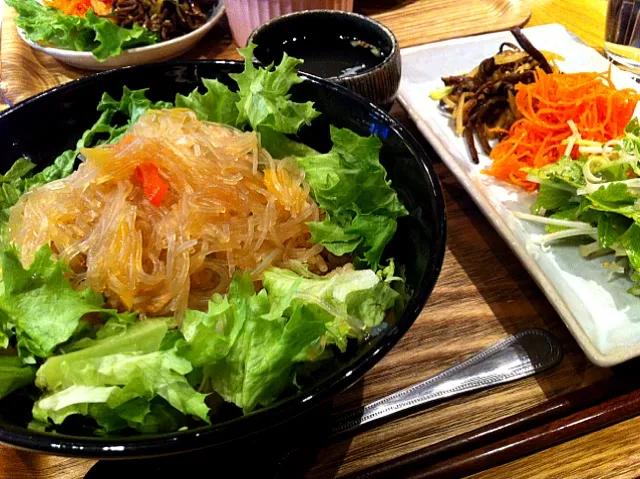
[0,245,110,364]
[7,0,159,61]
[33,319,209,433]
[182,267,400,413]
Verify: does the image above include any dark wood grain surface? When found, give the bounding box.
[346,377,640,479]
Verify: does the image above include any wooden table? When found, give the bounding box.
[2,0,640,478]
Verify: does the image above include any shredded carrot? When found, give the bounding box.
[44,0,112,17]
[484,67,640,191]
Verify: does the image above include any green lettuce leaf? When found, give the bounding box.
[257,127,319,159]
[77,397,188,434]
[625,117,640,136]
[588,183,638,214]
[620,223,640,272]
[523,152,640,291]
[307,221,361,257]
[36,319,168,390]
[174,47,321,159]
[34,319,209,432]
[531,183,574,215]
[175,78,240,125]
[542,207,582,233]
[598,213,632,249]
[132,398,188,434]
[195,267,399,413]
[202,273,324,412]
[176,44,320,137]
[622,118,640,166]
[263,266,398,348]
[0,245,107,363]
[9,0,96,51]
[527,160,640,224]
[180,293,247,368]
[206,300,326,413]
[536,197,600,234]
[590,182,637,204]
[90,349,207,417]
[0,356,36,399]
[230,44,321,134]
[0,150,77,248]
[33,385,117,425]
[7,0,159,61]
[181,273,258,383]
[84,10,159,61]
[38,394,184,435]
[82,87,173,147]
[0,159,36,183]
[526,156,586,189]
[0,311,14,350]
[296,126,408,268]
[578,183,640,227]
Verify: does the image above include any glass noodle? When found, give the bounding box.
[9,109,325,320]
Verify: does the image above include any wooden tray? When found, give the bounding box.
[0,0,530,104]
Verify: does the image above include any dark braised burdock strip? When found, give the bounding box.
[112,0,208,41]
[499,41,519,52]
[510,26,554,74]
[469,97,509,154]
[437,29,553,163]
[464,124,480,164]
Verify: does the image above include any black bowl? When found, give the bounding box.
[247,10,401,110]
[0,61,446,458]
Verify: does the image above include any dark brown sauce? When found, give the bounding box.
[280,35,385,78]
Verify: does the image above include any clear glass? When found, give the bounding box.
[605,0,640,71]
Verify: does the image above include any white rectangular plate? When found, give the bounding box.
[398,24,640,366]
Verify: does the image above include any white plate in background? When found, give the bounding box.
[15,1,225,71]
[399,24,640,366]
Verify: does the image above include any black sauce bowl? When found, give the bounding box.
[247,10,401,110]
[0,61,445,458]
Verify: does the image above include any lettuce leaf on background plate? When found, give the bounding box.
[525,146,640,296]
[7,0,159,61]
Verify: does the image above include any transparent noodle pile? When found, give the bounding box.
[9,109,326,319]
